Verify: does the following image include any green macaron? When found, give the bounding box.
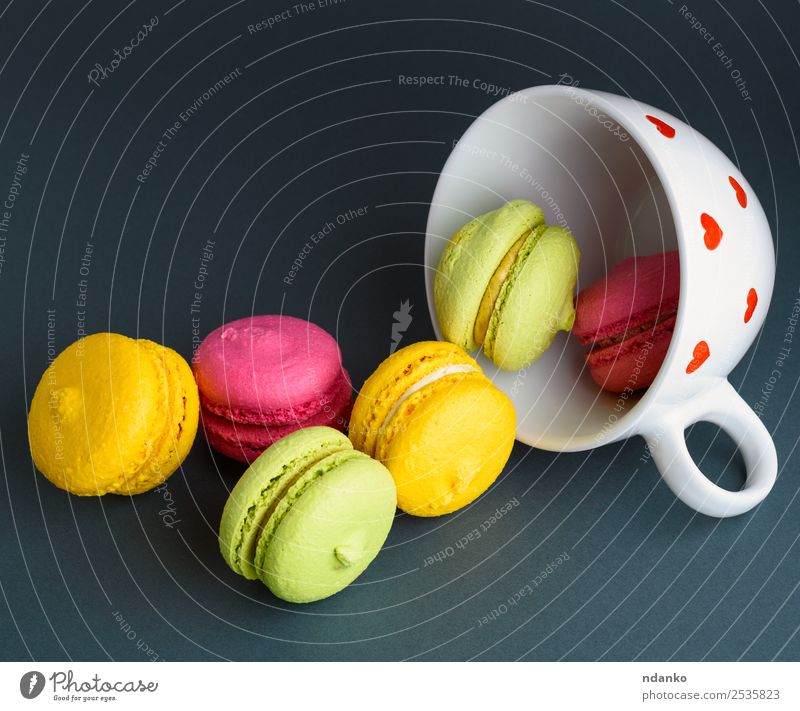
[219,426,397,603]
[434,200,580,371]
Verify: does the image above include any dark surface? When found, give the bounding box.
[1,0,798,661]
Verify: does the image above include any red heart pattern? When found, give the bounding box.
[686,341,710,374]
[729,176,747,208]
[744,288,758,323]
[638,121,758,379]
[645,114,676,138]
[700,213,723,250]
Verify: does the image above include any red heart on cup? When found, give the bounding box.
[686,341,710,374]
[645,114,676,138]
[701,213,723,250]
[744,288,758,323]
[729,176,747,208]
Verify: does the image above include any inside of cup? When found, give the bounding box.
[426,90,678,447]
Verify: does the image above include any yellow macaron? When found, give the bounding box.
[28,332,199,496]
[350,341,516,516]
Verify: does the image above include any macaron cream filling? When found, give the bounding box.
[219,427,396,602]
[435,200,580,370]
[231,447,340,579]
[349,341,484,461]
[483,225,580,369]
[223,433,352,579]
[588,310,677,351]
[473,226,540,346]
[434,200,545,352]
[252,448,368,578]
[377,363,478,445]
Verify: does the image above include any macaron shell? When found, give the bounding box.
[253,448,366,577]
[28,333,165,496]
[434,200,545,351]
[202,421,269,464]
[219,426,353,580]
[586,315,675,392]
[258,452,396,603]
[377,372,515,516]
[573,250,680,344]
[193,315,344,422]
[485,226,579,371]
[124,340,199,494]
[201,369,352,463]
[199,368,350,427]
[349,341,478,457]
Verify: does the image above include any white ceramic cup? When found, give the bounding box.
[424,84,777,518]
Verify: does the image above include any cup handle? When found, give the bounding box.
[640,379,777,517]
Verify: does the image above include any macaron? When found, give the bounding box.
[349,341,516,517]
[434,199,580,371]
[193,315,352,463]
[28,332,199,496]
[219,426,396,603]
[573,251,680,392]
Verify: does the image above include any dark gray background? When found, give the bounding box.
[1,0,798,662]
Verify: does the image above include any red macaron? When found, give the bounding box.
[573,251,680,393]
[192,315,352,462]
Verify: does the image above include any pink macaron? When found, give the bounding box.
[193,315,352,462]
[573,251,680,393]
